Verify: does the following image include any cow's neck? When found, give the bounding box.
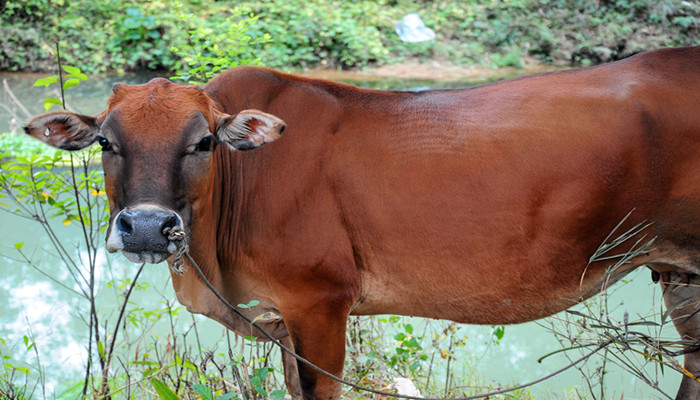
[170,148,262,324]
[169,154,228,318]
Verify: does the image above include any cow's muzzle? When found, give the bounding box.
[106,204,184,264]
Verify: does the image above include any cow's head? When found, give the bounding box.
[24,78,285,264]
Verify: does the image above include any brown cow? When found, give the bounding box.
[25,46,700,399]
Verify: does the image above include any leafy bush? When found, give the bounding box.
[1,0,698,73]
[241,0,393,69]
[0,24,53,71]
[171,5,270,84]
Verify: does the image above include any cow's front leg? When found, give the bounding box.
[281,302,350,400]
[280,335,303,399]
[660,271,700,400]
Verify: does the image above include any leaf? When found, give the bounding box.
[238,300,260,309]
[192,384,213,400]
[565,309,591,319]
[34,76,59,87]
[181,358,198,372]
[143,15,157,28]
[42,97,63,105]
[151,378,181,400]
[62,78,81,90]
[67,72,89,81]
[148,30,162,39]
[270,390,286,399]
[61,66,88,81]
[493,325,505,340]
[15,366,31,374]
[628,320,660,327]
[252,311,280,324]
[61,65,81,75]
[14,242,23,250]
[257,366,269,381]
[440,348,450,359]
[42,97,63,111]
[129,360,161,367]
[405,337,420,348]
[126,7,143,18]
[97,341,105,359]
[124,18,142,30]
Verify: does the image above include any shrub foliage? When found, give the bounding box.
[1,0,699,73]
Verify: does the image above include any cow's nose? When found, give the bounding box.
[117,208,179,253]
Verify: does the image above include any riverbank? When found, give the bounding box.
[302,56,567,82]
[2,0,698,74]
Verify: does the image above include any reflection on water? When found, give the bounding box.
[0,68,684,399]
[0,71,162,133]
[0,210,228,396]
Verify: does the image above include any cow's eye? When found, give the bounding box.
[94,136,113,152]
[194,135,219,152]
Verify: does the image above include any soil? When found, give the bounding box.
[300,57,569,82]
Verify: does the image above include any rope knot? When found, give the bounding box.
[163,225,188,275]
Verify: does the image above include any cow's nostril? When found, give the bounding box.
[118,213,133,234]
[161,214,177,234]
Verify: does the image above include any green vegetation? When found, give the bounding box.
[1,0,699,73]
[0,144,290,400]
[170,4,270,84]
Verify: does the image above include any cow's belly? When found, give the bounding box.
[351,238,700,325]
[350,252,640,325]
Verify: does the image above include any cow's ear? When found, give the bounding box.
[216,110,286,151]
[24,111,101,151]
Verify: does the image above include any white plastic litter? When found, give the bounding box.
[391,377,423,397]
[394,13,436,43]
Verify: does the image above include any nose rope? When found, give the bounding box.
[163,225,188,274]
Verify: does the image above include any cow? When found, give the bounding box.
[24,45,700,399]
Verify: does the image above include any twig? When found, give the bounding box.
[24,319,45,399]
[100,262,147,395]
[0,103,24,129]
[13,248,82,296]
[2,78,32,119]
[56,43,66,111]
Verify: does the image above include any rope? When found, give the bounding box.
[163,225,612,399]
[163,226,187,274]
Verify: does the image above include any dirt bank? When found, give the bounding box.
[301,58,569,82]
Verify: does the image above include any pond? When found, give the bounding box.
[0,69,683,399]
